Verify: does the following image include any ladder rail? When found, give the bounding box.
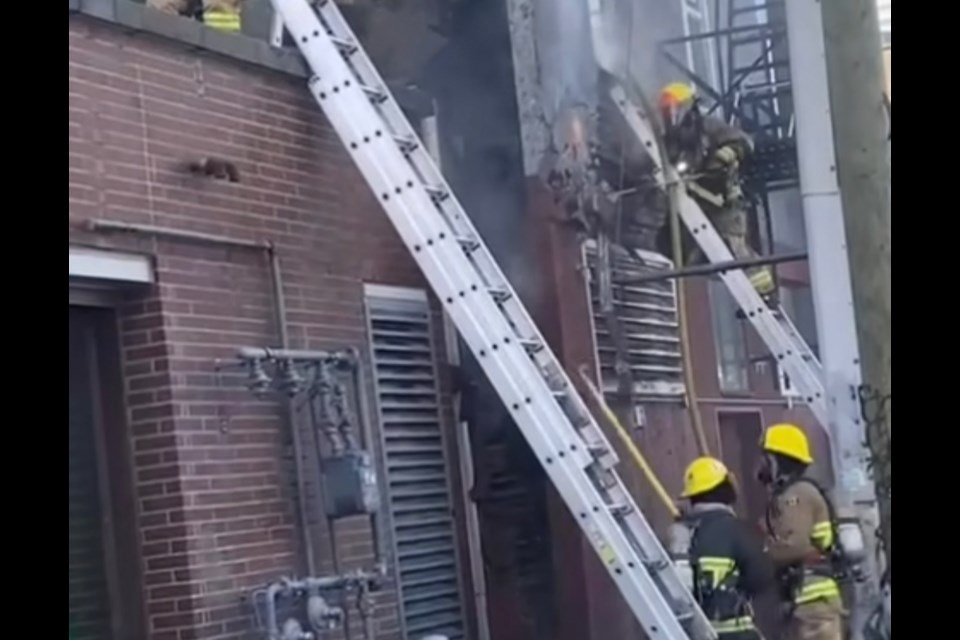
[283,0,605,560]
[313,0,622,466]
[270,1,717,637]
[610,85,830,436]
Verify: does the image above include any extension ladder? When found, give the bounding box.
[268,0,717,638]
[609,85,829,433]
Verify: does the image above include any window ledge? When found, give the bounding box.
[68,0,434,116]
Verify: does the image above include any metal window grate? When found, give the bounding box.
[583,244,686,399]
[364,286,467,640]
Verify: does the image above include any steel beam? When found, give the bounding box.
[614,252,807,285]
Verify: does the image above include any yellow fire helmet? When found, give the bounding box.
[761,423,814,464]
[659,82,697,128]
[680,456,731,498]
[659,82,696,110]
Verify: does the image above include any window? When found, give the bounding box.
[69,307,146,640]
[777,284,819,397]
[363,285,468,640]
[584,243,686,400]
[70,318,115,640]
[767,188,808,253]
[708,278,750,393]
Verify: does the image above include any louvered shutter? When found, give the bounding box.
[364,285,468,640]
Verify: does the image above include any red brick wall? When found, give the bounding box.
[69,15,466,640]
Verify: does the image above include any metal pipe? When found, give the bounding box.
[281,572,381,592]
[328,520,352,640]
[237,346,356,363]
[88,219,268,250]
[264,582,284,639]
[613,251,807,285]
[634,395,794,407]
[268,246,318,578]
[351,349,391,575]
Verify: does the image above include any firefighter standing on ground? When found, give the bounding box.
[657,82,774,299]
[671,457,773,639]
[759,424,844,640]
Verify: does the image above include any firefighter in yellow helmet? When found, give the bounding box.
[758,424,844,640]
[668,457,773,639]
[656,82,775,300]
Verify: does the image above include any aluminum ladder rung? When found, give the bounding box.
[609,83,829,432]
[455,236,481,252]
[426,185,450,201]
[330,35,357,53]
[359,84,387,103]
[773,310,823,379]
[393,134,420,152]
[269,2,717,637]
[520,338,545,353]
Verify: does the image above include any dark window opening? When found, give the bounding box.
[69,316,114,640]
[69,306,145,640]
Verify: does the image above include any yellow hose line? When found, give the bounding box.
[578,366,680,519]
[667,187,711,456]
[623,78,710,457]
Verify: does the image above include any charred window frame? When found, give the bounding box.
[583,242,686,400]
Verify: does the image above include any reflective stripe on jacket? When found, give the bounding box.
[205,8,241,32]
[795,575,841,605]
[685,504,774,633]
[766,478,842,606]
[713,615,757,634]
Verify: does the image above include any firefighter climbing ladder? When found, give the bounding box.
[608,85,830,433]
[269,0,716,638]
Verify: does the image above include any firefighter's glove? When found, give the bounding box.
[713,145,740,167]
[674,503,689,520]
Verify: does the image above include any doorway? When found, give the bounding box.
[716,411,766,525]
[69,306,144,640]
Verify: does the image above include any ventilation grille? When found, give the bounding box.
[583,243,686,399]
[364,286,467,640]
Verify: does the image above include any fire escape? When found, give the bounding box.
[659,0,799,260]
